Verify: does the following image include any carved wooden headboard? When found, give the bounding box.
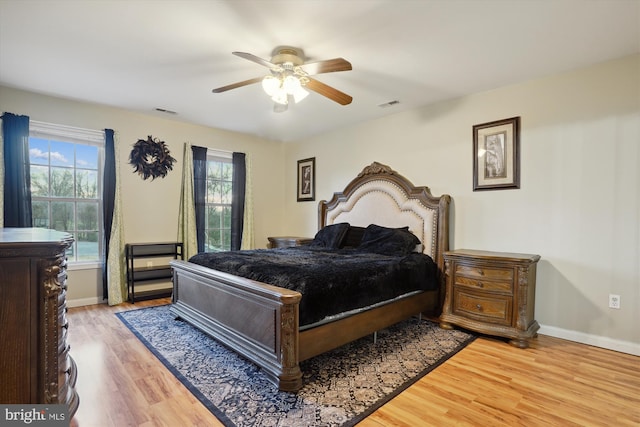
[318,162,451,273]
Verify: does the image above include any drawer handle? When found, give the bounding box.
[478,269,484,276]
[476,304,482,310]
[477,282,484,288]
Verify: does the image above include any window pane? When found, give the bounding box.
[207,161,221,178]
[207,206,221,228]
[29,138,50,165]
[30,165,50,197]
[77,202,98,231]
[222,230,231,249]
[32,201,50,228]
[76,144,98,169]
[205,230,222,252]
[50,167,74,197]
[51,201,75,231]
[221,182,232,204]
[76,231,99,261]
[207,180,220,203]
[76,170,98,199]
[222,206,231,228]
[222,163,232,180]
[49,141,74,167]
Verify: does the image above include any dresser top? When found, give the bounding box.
[444,249,540,263]
[0,227,74,245]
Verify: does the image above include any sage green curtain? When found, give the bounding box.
[178,142,198,259]
[106,131,127,305]
[241,153,254,249]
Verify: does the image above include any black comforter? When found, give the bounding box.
[188,247,438,327]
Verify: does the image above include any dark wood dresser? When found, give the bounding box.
[439,249,540,348]
[0,228,79,415]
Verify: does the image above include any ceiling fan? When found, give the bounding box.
[212,46,353,112]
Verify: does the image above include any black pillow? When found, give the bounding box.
[355,224,421,256]
[308,223,350,249]
[340,226,366,248]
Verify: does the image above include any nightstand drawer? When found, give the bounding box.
[453,290,512,326]
[455,264,513,281]
[453,275,513,293]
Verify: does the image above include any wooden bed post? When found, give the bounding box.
[278,303,303,391]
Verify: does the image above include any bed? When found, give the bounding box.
[169,161,451,391]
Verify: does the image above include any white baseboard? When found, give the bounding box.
[539,324,640,356]
[67,297,107,308]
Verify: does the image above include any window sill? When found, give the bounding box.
[67,261,102,271]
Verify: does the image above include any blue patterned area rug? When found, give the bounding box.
[116,305,475,427]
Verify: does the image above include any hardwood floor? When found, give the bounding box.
[68,299,639,427]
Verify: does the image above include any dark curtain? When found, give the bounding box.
[231,152,246,251]
[2,112,32,227]
[102,129,115,299]
[192,146,208,253]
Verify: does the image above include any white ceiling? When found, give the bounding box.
[1,0,638,142]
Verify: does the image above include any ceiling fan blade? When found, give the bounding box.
[212,77,263,93]
[305,78,353,105]
[299,58,352,75]
[232,52,278,69]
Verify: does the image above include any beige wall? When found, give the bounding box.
[284,54,640,353]
[0,86,287,304]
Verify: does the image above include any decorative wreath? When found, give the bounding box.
[129,135,176,180]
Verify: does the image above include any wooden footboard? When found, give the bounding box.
[170,260,303,391]
[170,259,440,392]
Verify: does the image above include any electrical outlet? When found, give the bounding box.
[146,261,153,268]
[609,294,621,309]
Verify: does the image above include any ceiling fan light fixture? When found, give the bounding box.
[264,72,308,106]
[271,90,289,105]
[292,86,309,103]
[262,75,280,96]
[213,47,352,110]
[282,74,300,94]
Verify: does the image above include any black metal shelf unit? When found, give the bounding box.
[125,242,183,303]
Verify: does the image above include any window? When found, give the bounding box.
[204,153,233,252]
[28,121,104,263]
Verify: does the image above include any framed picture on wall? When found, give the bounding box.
[473,116,521,191]
[297,157,315,202]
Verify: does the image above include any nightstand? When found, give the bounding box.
[439,249,540,348]
[267,236,313,248]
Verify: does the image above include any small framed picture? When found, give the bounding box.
[297,157,315,202]
[473,117,520,191]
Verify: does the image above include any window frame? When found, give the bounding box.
[29,121,105,267]
[204,150,233,253]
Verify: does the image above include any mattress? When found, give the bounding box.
[188,247,438,327]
